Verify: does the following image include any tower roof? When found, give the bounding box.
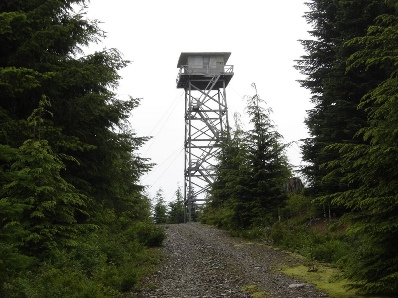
[177,52,231,67]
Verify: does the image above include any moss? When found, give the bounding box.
[282,265,383,298]
[240,284,267,297]
[234,242,255,247]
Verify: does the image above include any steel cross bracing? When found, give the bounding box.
[184,74,229,221]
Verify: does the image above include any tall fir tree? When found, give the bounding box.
[242,84,291,226]
[206,85,291,229]
[0,1,161,296]
[322,8,398,294]
[296,0,392,216]
[0,0,152,224]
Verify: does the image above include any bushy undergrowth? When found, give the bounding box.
[202,192,398,295]
[200,206,234,230]
[202,194,355,268]
[0,220,165,298]
[269,219,353,266]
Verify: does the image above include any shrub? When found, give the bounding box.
[130,221,166,247]
[200,206,235,230]
[280,193,315,221]
[0,242,36,293]
[269,221,307,250]
[311,239,351,264]
[3,266,117,298]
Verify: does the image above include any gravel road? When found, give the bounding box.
[139,223,329,298]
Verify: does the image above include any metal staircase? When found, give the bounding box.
[184,74,228,221]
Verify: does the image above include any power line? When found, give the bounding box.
[141,145,183,183]
[142,91,184,155]
[150,147,183,187]
[142,147,184,197]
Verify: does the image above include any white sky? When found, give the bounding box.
[84,0,313,203]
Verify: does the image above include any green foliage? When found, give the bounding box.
[267,193,355,268]
[200,205,235,230]
[127,221,166,248]
[236,226,267,240]
[269,219,353,267]
[203,85,291,231]
[0,99,92,258]
[295,2,398,294]
[1,217,164,297]
[317,12,398,295]
[311,239,350,264]
[279,193,315,221]
[5,266,117,298]
[153,189,168,224]
[167,186,185,224]
[297,0,391,207]
[0,242,37,292]
[0,1,160,296]
[269,220,306,249]
[243,84,291,223]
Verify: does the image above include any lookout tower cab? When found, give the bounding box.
[176,52,233,89]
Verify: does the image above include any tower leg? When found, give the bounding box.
[183,76,229,222]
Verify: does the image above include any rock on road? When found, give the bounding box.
[139,223,329,298]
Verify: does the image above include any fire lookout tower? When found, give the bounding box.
[176,52,234,221]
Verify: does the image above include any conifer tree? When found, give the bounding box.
[153,189,167,224]
[167,186,185,224]
[0,0,152,222]
[207,85,291,229]
[1,98,90,256]
[242,84,291,226]
[207,113,251,229]
[0,1,158,295]
[296,0,392,215]
[322,10,398,294]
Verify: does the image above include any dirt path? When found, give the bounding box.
[138,223,329,298]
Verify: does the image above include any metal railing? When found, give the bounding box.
[179,64,233,74]
[177,65,233,83]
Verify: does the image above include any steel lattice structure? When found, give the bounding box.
[176,52,234,221]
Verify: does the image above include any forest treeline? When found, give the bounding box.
[201,0,398,296]
[0,1,165,297]
[2,0,398,297]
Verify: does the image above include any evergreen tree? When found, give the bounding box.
[167,186,185,224]
[0,1,152,223]
[322,10,398,295]
[0,98,91,256]
[296,0,392,214]
[206,85,291,229]
[0,2,164,296]
[207,113,251,229]
[153,189,167,224]
[242,84,291,226]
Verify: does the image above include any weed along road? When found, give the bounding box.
[139,223,329,298]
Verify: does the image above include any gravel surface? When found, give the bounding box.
[138,223,329,298]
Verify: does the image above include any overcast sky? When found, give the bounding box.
[84,0,313,203]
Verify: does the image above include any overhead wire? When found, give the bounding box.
[147,147,184,188]
[136,90,185,200]
[142,145,183,182]
[142,90,184,156]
